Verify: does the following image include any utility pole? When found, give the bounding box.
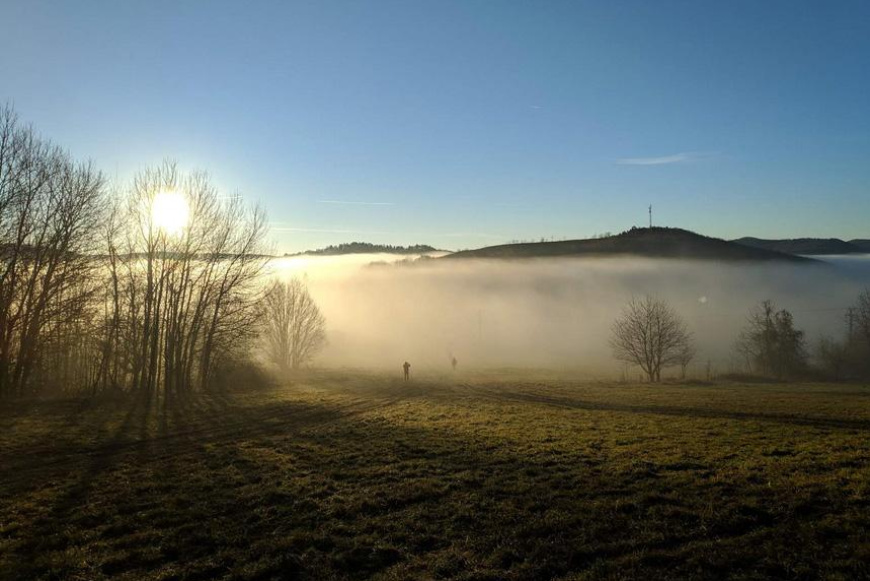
[648,205,652,228]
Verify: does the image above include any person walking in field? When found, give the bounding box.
[403,361,411,382]
[451,356,458,371]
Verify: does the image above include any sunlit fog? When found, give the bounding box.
[269,253,870,375]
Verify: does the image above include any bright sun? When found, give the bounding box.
[152,191,189,236]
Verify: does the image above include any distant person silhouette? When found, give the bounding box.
[403,361,411,381]
[451,356,458,371]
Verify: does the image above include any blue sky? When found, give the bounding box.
[2,1,868,252]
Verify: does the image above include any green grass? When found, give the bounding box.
[1,371,868,580]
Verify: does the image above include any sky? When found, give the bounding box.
[1,0,869,252]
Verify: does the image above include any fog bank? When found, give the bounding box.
[270,254,870,378]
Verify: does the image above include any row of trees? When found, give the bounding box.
[0,106,106,398]
[97,164,270,403]
[611,291,870,382]
[0,106,327,401]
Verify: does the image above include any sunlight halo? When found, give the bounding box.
[152,190,189,236]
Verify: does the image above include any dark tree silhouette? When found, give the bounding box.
[610,296,692,383]
[99,161,269,401]
[0,105,107,399]
[735,300,807,379]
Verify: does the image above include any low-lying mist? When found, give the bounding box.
[270,254,870,378]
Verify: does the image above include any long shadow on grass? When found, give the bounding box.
[0,391,347,495]
[4,386,867,580]
[483,389,870,431]
[2,392,157,577]
[124,390,870,579]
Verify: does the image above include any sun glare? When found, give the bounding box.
[152,191,189,236]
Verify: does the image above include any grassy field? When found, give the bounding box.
[1,371,868,580]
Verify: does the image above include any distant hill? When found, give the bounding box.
[848,239,870,252]
[444,227,817,263]
[288,242,438,256]
[732,237,867,255]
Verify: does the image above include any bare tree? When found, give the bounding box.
[0,104,107,398]
[262,278,326,372]
[94,161,269,401]
[0,110,272,402]
[610,295,692,383]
